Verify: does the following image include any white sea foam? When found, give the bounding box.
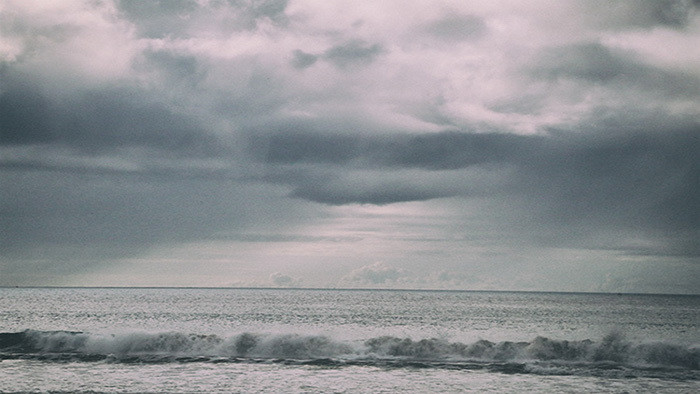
[2,329,697,374]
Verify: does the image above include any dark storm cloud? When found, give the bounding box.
[258,129,540,169]
[377,132,540,170]
[323,40,384,68]
[0,73,222,157]
[517,126,699,256]
[531,42,700,97]
[256,129,361,165]
[0,172,245,249]
[250,122,699,257]
[0,169,277,278]
[289,176,451,206]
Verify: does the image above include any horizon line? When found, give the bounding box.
[1,285,697,296]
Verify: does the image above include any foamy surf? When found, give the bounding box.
[1,330,697,379]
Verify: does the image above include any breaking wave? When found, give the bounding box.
[1,330,697,378]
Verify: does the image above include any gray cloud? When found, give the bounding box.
[323,40,384,68]
[117,0,199,38]
[0,165,315,282]
[248,122,699,257]
[283,41,386,72]
[256,130,539,169]
[256,131,361,165]
[533,43,629,82]
[289,176,452,206]
[583,0,700,29]
[1,171,245,253]
[0,74,222,157]
[118,0,289,38]
[531,42,700,97]
[513,126,699,257]
[422,13,486,41]
[137,49,206,86]
[644,0,700,26]
[291,49,318,69]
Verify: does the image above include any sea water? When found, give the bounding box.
[0,288,698,393]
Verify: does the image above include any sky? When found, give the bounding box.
[1,0,698,293]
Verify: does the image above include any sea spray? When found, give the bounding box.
[2,329,697,371]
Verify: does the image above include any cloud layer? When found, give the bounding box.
[1,0,698,292]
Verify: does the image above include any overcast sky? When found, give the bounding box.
[1,0,698,293]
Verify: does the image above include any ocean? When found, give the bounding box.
[0,287,698,393]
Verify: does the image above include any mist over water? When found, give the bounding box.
[1,288,698,392]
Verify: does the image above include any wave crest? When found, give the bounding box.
[1,330,697,372]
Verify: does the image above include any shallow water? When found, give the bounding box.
[1,288,698,393]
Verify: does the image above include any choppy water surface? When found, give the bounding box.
[1,288,698,393]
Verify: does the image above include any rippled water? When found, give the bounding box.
[1,288,698,393]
